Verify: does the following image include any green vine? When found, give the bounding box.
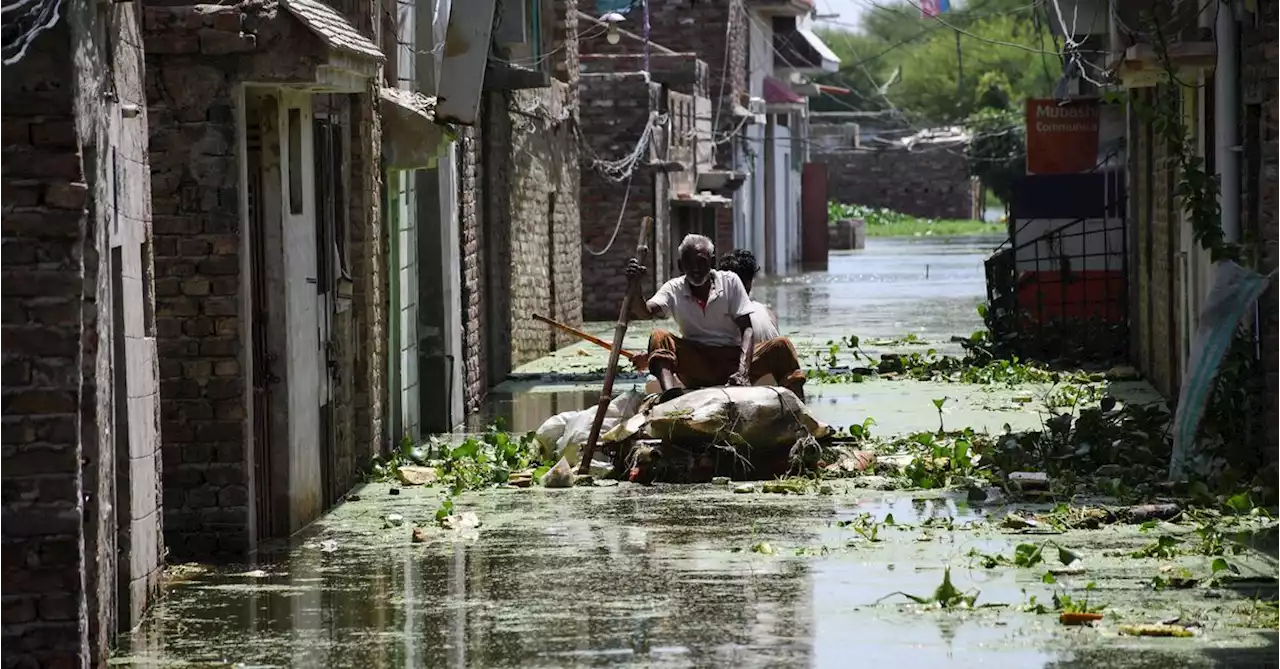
[1138,11,1242,264]
[1132,12,1270,494]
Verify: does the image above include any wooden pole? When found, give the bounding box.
[577,216,653,475]
[532,313,642,365]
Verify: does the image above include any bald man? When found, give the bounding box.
[625,234,806,401]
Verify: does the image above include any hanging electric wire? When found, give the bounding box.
[2,0,62,65]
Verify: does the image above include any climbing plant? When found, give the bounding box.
[1134,11,1270,490]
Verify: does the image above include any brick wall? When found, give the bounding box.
[1242,3,1278,453]
[1128,85,1183,400]
[143,1,381,556]
[459,124,487,413]
[579,74,663,321]
[814,147,974,220]
[144,5,254,559]
[579,0,745,166]
[3,0,162,662]
[480,83,584,375]
[349,83,385,462]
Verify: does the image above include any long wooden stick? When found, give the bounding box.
[577,216,653,475]
[532,313,639,362]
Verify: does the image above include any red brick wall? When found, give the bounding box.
[1242,2,1278,454]
[579,0,745,165]
[1128,85,1181,400]
[579,74,663,321]
[2,23,93,668]
[459,124,487,413]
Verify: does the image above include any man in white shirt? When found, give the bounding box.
[717,249,780,341]
[625,234,806,401]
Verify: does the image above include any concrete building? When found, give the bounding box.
[2,0,164,662]
[742,1,838,276]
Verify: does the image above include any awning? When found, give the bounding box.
[774,26,840,74]
[380,88,451,169]
[279,0,383,91]
[671,192,733,207]
[763,76,805,105]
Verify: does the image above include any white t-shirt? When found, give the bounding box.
[748,300,780,341]
[647,270,754,347]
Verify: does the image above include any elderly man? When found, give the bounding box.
[626,234,806,401]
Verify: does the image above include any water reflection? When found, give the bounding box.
[753,236,1000,340]
[120,487,830,668]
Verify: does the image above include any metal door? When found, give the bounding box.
[246,116,282,540]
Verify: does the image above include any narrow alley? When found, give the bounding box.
[2,0,1277,667]
[113,235,1275,668]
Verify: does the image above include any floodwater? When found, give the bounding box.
[483,236,1004,432]
[115,235,1277,667]
[116,483,1277,668]
[754,235,1001,342]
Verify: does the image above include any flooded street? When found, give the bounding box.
[115,236,1277,668]
[486,236,1002,432]
[755,235,999,341]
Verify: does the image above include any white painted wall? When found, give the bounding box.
[435,143,465,429]
[278,92,322,531]
[772,122,792,274]
[1013,218,1124,273]
[750,124,767,265]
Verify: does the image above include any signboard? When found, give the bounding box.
[1025,98,1101,175]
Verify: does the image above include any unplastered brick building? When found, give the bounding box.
[2,0,163,663]
[455,0,588,414]
[141,0,390,559]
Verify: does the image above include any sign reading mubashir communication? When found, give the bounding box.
[1025,99,1101,175]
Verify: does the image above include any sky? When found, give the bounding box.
[814,0,870,30]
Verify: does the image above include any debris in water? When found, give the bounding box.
[733,484,755,494]
[751,541,776,555]
[711,476,731,485]
[346,494,362,502]
[573,474,595,487]
[396,466,439,486]
[384,513,405,528]
[1119,624,1194,638]
[1002,514,1037,530]
[762,479,807,495]
[1059,612,1104,626]
[411,527,428,543]
[318,539,339,553]
[236,569,270,578]
[542,457,574,488]
[1009,472,1049,491]
[822,450,876,474]
[1119,503,1182,524]
[389,488,401,495]
[440,512,481,532]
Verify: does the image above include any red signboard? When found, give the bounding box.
[1025,99,1101,175]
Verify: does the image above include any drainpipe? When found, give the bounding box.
[1215,0,1240,245]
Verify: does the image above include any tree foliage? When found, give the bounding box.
[814,2,1056,123]
[813,0,1056,199]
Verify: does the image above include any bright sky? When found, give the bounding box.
[814,0,870,30]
